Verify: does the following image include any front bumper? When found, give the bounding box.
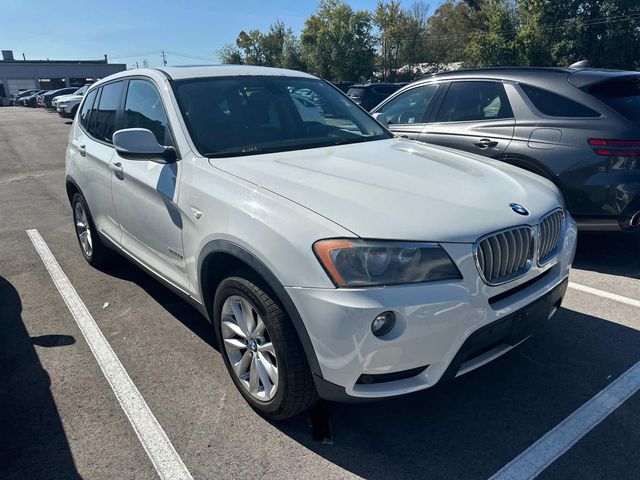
[287,216,577,401]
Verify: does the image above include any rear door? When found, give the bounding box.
[420,80,515,157]
[373,83,441,140]
[71,84,123,243]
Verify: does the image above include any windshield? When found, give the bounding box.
[590,76,640,121]
[172,76,391,158]
[74,85,88,95]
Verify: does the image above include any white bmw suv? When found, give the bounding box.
[65,66,577,419]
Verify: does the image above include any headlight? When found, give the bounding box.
[313,239,462,287]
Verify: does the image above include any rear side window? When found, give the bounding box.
[123,80,173,146]
[91,81,125,143]
[590,77,640,121]
[79,89,97,129]
[436,81,513,122]
[520,84,600,118]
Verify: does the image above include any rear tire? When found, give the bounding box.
[71,193,114,268]
[214,274,317,420]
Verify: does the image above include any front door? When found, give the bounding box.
[110,79,189,291]
[373,83,441,140]
[420,81,515,157]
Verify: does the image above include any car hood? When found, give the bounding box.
[211,138,563,242]
[59,95,82,103]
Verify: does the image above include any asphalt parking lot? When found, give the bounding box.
[1,106,639,480]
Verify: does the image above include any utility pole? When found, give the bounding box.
[161,51,167,66]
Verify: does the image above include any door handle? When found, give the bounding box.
[473,139,498,149]
[110,161,124,177]
[79,144,86,157]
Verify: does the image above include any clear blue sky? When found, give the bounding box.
[0,0,443,68]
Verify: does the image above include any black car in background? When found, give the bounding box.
[12,89,39,106]
[331,81,355,93]
[20,90,48,107]
[371,67,640,232]
[346,83,406,110]
[41,87,79,108]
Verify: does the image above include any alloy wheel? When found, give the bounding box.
[74,201,93,258]
[221,295,279,401]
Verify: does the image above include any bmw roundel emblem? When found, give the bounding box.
[510,203,529,216]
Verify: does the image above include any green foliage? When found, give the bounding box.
[217,21,305,69]
[301,0,377,81]
[218,0,640,80]
[374,1,431,80]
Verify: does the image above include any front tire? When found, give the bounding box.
[214,274,317,420]
[72,193,113,268]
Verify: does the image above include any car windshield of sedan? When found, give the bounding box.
[172,76,392,158]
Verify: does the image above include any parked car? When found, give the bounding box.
[331,81,355,93]
[65,66,576,419]
[20,89,48,107]
[372,67,640,232]
[53,85,88,108]
[41,87,79,108]
[56,94,84,118]
[13,89,39,105]
[346,82,406,110]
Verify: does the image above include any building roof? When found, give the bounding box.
[0,58,112,65]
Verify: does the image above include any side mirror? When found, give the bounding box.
[113,128,176,163]
[372,112,388,124]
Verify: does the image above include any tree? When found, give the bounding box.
[217,44,243,64]
[424,0,483,63]
[217,21,304,68]
[374,1,431,80]
[516,0,640,69]
[301,0,376,81]
[465,0,517,67]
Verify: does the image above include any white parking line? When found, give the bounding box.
[27,229,193,480]
[569,281,640,308]
[489,359,640,480]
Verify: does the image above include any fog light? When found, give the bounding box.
[371,311,396,337]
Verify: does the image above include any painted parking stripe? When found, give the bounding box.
[489,359,640,480]
[27,229,193,480]
[569,282,640,308]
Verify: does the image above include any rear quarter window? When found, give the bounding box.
[589,77,640,121]
[520,84,600,118]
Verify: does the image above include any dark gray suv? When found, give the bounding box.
[371,67,640,232]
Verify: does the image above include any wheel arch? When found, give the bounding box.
[495,153,570,207]
[197,239,323,378]
[65,175,82,205]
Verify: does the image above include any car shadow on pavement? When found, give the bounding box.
[0,276,82,479]
[573,231,640,279]
[277,307,640,479]
[102,260,219,352]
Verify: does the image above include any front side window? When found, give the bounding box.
[124,80,173,146]
[436,81,514,122]
[520,83,600,118]
[91,81,124,143]
[79,89,97,129]
[378,84,439,125]
[173,76,391,157]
